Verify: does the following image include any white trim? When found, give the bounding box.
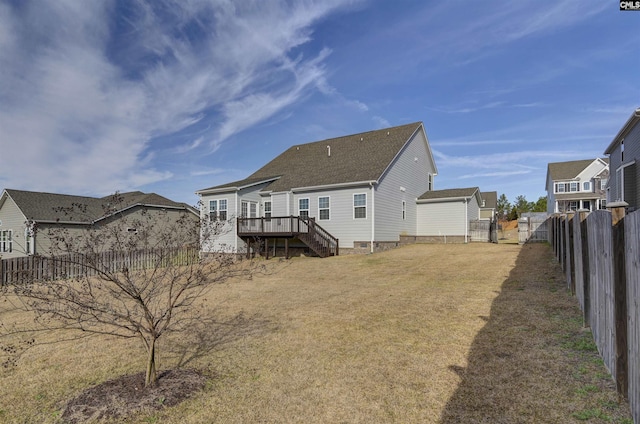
[616,160,636,202]
[195,177,280,195]
[298,197,310,219]
[353,193,367,220]
[289,180,377,193]
[370,184,375,253]
[464,199,468,244]
[417,196,473,204]
[318,196,330,221]
[234,192,238,252]
[263,199,272,218]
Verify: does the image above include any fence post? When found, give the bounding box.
[566,212,576,295]
[578,209,591,328]
[608,201,628,400]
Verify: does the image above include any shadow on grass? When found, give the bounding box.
[163,311,276,370]
[439,243,630,423]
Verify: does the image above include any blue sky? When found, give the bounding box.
[0,1,638,207]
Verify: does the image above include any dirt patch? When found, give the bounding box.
[61,369,207,423]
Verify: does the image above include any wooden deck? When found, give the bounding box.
[237,216,338,258]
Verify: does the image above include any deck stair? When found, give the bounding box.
[237,216,338,258]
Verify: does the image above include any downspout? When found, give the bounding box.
[234,191,239,252]
[370,182,375,253]
[464,198,468,243]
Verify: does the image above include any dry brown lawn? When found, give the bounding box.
[0,243,633,423]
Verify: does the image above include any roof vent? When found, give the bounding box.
[327,145,331,157]
[360,137,363,141]
[387,131,390,135]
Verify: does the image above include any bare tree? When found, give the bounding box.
[1,193,257,387]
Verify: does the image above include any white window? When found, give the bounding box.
[264,201,272,218]
[354,194,366,219]
[219,199,228,221]
[0,230,12,253]
[209,199,228,221]
[583,181,591,192]
[402,200,406,220]
[318,197,330,220]
[600,178,608,190]
[569,201,578,211]
[299,198,309,219]
[555,183,565,193]
[582,200,591,211]
[570,182,578,192]
[209,200,217,220]
[249,202,257,218]
[25,228,34,255]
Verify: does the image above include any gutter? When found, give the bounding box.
[417,196,472,204]
[604,108,640,154]
[290,180,377,193]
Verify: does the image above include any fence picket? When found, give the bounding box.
[1,247,199,286]
[548,208,639,423]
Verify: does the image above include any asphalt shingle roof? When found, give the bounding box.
[418,187,479,200]
[198,122,424,193]
[547,158,608,181]
[481,191,497,209]
[4,189,190,223]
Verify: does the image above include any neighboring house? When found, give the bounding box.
[415,187,483,243]
[604,108,640,211]
[545,158,609,214]
[0,189,199,259]
[479,191,497,221]
[196,122,438,255]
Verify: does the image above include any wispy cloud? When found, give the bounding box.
[0,0,360,195]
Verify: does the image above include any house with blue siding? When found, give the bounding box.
[604,108,640,211]
[196,122,438,255]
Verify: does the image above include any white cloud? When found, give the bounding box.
[0,0,360,195]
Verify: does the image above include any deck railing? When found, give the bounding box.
[237,216,338,257]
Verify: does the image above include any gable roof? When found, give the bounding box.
[604,108,640,154]
[198,122,434,194]
[418,187,480,201]
[1,189,194,224]
[481,191,497,209]
[546,158,608,181]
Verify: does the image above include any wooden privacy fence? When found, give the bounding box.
[468,220,498,243]
[0,247,200,286]
[518,212,550,243]
[549,205,639,424]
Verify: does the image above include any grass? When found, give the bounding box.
[0,243,633,423]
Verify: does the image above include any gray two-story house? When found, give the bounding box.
[196,122,439,255]
[604,108,640,211]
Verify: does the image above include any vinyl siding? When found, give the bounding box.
[1,201,198,258]
[0,196,28,258]
[548,160,609,213]
[416,200,467,236]
[609,122,640,209]
[467,197,480,221]
[200,183,283,252]
[292,186,372,247]
[270,192,291,216]
[416,189,481,238]
[375,129,435,241]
